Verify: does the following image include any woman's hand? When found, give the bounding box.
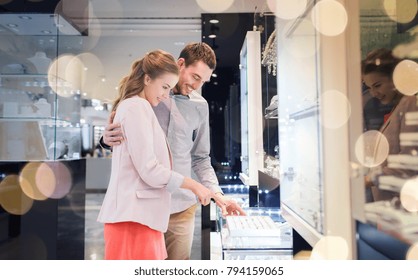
[181,178,227,214]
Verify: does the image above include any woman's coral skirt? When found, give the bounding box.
[104,221,167,260]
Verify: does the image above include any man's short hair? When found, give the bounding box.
[179,42,216,70]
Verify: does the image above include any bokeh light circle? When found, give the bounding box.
[393,59,418,96]
[320,90,351,129]
[355,130,390,168]
[400,178,418,212]
[74,52,104,99]
[271,0,307,20]
[384,0,418,24]
[0,175,34,215]
[406,243,418,260]
[48,54,78,98]
[196,0,234,13]
[311,0,348,36]
[20,162,48,201]
[36,161,72,199]
[310,236,349,260]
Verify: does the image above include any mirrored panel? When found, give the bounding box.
[359,0,418,245]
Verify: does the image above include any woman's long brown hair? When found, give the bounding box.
[112,49,179,112]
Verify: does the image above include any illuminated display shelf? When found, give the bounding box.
[0,74,81,161]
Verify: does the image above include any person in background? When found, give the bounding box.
[361,48,418,202]
[100,42,245,260]
[97,50,225,260]
[362,82,394,132]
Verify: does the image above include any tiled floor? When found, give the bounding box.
[84,192,202,260]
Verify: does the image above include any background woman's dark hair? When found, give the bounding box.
[179,42,216,70]
[361,48,402,78]
[112,50,179,112]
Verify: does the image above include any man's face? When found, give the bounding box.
[174,58,213,95]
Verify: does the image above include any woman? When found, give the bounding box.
[97,50,223,260]
[361,48,418,201]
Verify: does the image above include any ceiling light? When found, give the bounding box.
[209,19,219,24]
[42,30,52,34]
[208,34,216,38]
[7,23,18,28]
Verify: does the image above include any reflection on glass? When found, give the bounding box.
[360,0,418,244]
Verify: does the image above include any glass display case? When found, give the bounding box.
[261,15,280,183]
[0,11,86,259]
[0,14,82,161]
[0,74,82,161]
[239,26,281,209]
[276,0,357,258]
[209,185,291,260]
[215,205,293,260]
[239,31,264,187]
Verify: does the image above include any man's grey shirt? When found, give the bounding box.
[153,91,222,214]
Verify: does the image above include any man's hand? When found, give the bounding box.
[215,193,246,217]
[103,111,124,147]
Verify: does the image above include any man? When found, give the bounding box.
[100,42,245,260]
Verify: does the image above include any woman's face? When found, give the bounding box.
[144,72,179,106]
[363,72,398,105]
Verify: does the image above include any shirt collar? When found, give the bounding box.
[170,90,191,99]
